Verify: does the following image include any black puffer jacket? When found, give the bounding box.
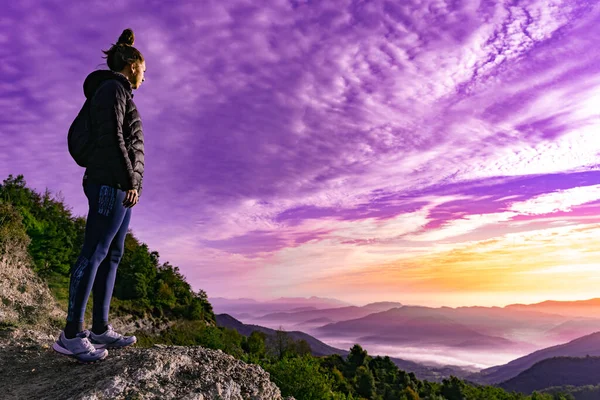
[81,69,144,198]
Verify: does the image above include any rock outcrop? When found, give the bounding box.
[0,337,292,400]
[0,254,65,341]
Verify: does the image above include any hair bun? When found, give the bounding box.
[117,28,135,46]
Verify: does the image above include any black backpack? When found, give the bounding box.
[67,98,95,167]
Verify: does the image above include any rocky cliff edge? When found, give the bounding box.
[0,254,294,400]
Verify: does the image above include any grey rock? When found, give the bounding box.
[0,340,294,399]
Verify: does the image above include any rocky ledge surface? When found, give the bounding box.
[0,333,293,400]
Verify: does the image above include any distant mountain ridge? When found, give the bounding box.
[213,295,600,320]
[256,303,403,324]
[505,298,600,319]
[209,296,353,318]
[267,296,352,305]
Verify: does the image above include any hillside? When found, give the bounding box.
[498,356,600,394]
[468,331,600,384]
[216,313,348,357]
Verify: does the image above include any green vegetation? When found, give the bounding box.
[0,174,577,400]
[544,384,600,400]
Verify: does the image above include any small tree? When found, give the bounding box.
[403,386,419,400]
[441,376,466,400]
[269,327,295,361]
[292,338,312,357]
[355,365,376,399]
[346,344,369,379]
[265,354,333,400]
[0,201,31,265]
[245,331,267,358]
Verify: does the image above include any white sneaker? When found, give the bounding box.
[89,324,137,349]
[52,330,108,363]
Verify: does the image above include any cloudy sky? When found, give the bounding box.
[3,0,600,307]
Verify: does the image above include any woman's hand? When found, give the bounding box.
[123,189,139,208]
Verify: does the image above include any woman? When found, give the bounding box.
[53,28,146,363]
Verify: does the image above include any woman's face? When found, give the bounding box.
[131,61,146,89]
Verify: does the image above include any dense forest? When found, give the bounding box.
[0,174,579,400]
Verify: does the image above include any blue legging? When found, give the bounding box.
[66,182,132,324]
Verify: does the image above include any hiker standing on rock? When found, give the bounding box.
[53,28,146,363]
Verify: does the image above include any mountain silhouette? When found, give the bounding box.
[505,298,600,319]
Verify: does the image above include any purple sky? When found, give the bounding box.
[3,0,600,307]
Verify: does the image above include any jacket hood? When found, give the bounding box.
[83,69,134,99]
